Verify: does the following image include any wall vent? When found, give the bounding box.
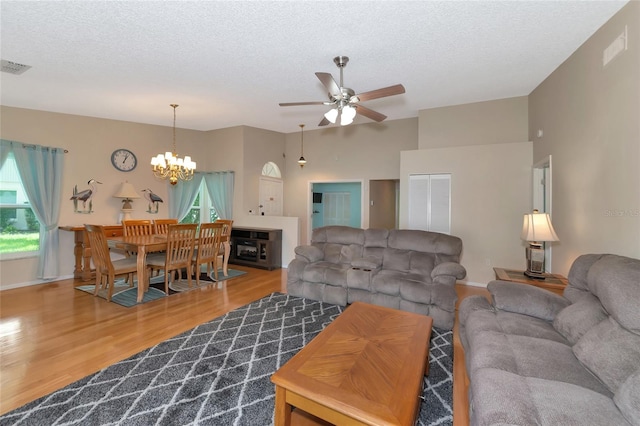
[1,59,32,75]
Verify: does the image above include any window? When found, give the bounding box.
[179,182,219,224]
[261,162,281,178]
[0,152,40,257]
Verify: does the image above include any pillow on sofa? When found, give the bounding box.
[573,317,640,393]
[614,368,640,425]
[553,293,608,345]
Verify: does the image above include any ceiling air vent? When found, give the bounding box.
[1,59,32,75]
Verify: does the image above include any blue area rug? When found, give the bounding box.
[0,293,453,425]
[75,268,247,307]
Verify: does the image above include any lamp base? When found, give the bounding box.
[524,269,547,280]
[525,243,546,280]
[118,209,134,223]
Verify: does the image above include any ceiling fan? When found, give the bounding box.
[279,56,405,127]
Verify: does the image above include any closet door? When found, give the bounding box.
[408,174,451,234]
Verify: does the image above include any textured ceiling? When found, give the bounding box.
[0,1,628,133]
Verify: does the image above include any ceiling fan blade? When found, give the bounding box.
[355,84,405,102]
[318,116,331,126]
[356,105,387,122]
[279,101,326,107]
[315,72,341,98]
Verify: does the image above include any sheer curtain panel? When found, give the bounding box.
[167,173,204,221]
[5,140,65,279]
[204,171,234,220]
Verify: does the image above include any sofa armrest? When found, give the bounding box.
[432,262,467,280]
[488,280,570,322]
[294,245,324,263]
[351,256,382,271]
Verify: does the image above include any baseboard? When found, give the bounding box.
[0,274,74,291]
[457,280,487,288]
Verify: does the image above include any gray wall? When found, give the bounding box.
[529,1,640,274]
[419,96,528,149]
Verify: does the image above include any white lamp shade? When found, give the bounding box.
[324,108,339,124]
[113,181,140,199]
[341,105,356,125]
[521,212,559,242]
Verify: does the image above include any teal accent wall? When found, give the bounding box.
[311,182,362,230]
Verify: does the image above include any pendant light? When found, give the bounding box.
[297,124,307,168]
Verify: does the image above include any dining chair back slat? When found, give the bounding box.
[122,220,153,236]
[146,223,198,293]
[153,218,178,235]
[85,224,137,301]
[193,222,224,285]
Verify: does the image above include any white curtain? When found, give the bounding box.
[4,140,65,279]
[203,171,234,220]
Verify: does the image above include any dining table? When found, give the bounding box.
[106,234,169,303]
[106,229,233,303]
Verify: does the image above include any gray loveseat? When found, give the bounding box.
[287,225,467,329]
[459,254,640,426]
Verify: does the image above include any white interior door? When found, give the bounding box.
[259,177,283,216]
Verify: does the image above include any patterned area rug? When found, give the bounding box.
[0,293,453,425]
[75,269,247,307]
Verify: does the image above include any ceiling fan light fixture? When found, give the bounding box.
[340,105,356,125]
[324,108,339,124]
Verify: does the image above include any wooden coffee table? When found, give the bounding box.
[271,302,433,426]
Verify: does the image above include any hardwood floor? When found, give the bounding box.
[0,268,488,424]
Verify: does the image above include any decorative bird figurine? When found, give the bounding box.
[142,188,163,213]
[70,179,102,212]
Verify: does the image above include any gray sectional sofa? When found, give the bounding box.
[287,225,467,329]
[460,254,640,426]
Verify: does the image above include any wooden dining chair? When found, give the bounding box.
[153,218,178,235]
[146,223,198,293]
[122,219,153,236]
[192,222,224,286]
[215,219,234,277]
[85,224,138,302]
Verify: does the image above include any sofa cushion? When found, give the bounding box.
[408,251,436,276]
[302,262,350,287]
[351,256,381,270]
[588,254,640,334]
[573,317,640,393]
[388,228,461,257]
[489,281,570,322]
[467,332,610,396]
[614,368,640,425]
[320,243,361,264]
[553,293,608,345]
[382,248,411,272]
[464,309,568,346]
[470,368,632,426]
[294,245,324,263]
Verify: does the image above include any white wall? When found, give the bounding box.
[400,142,533,285]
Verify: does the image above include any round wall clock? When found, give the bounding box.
[111,149,137,172]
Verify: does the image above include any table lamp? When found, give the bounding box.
[521,209,559,279]
[113,181,140,223]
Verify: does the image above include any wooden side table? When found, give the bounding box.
[493,267,568,295]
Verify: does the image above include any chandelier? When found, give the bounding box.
[151,104,196,185]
